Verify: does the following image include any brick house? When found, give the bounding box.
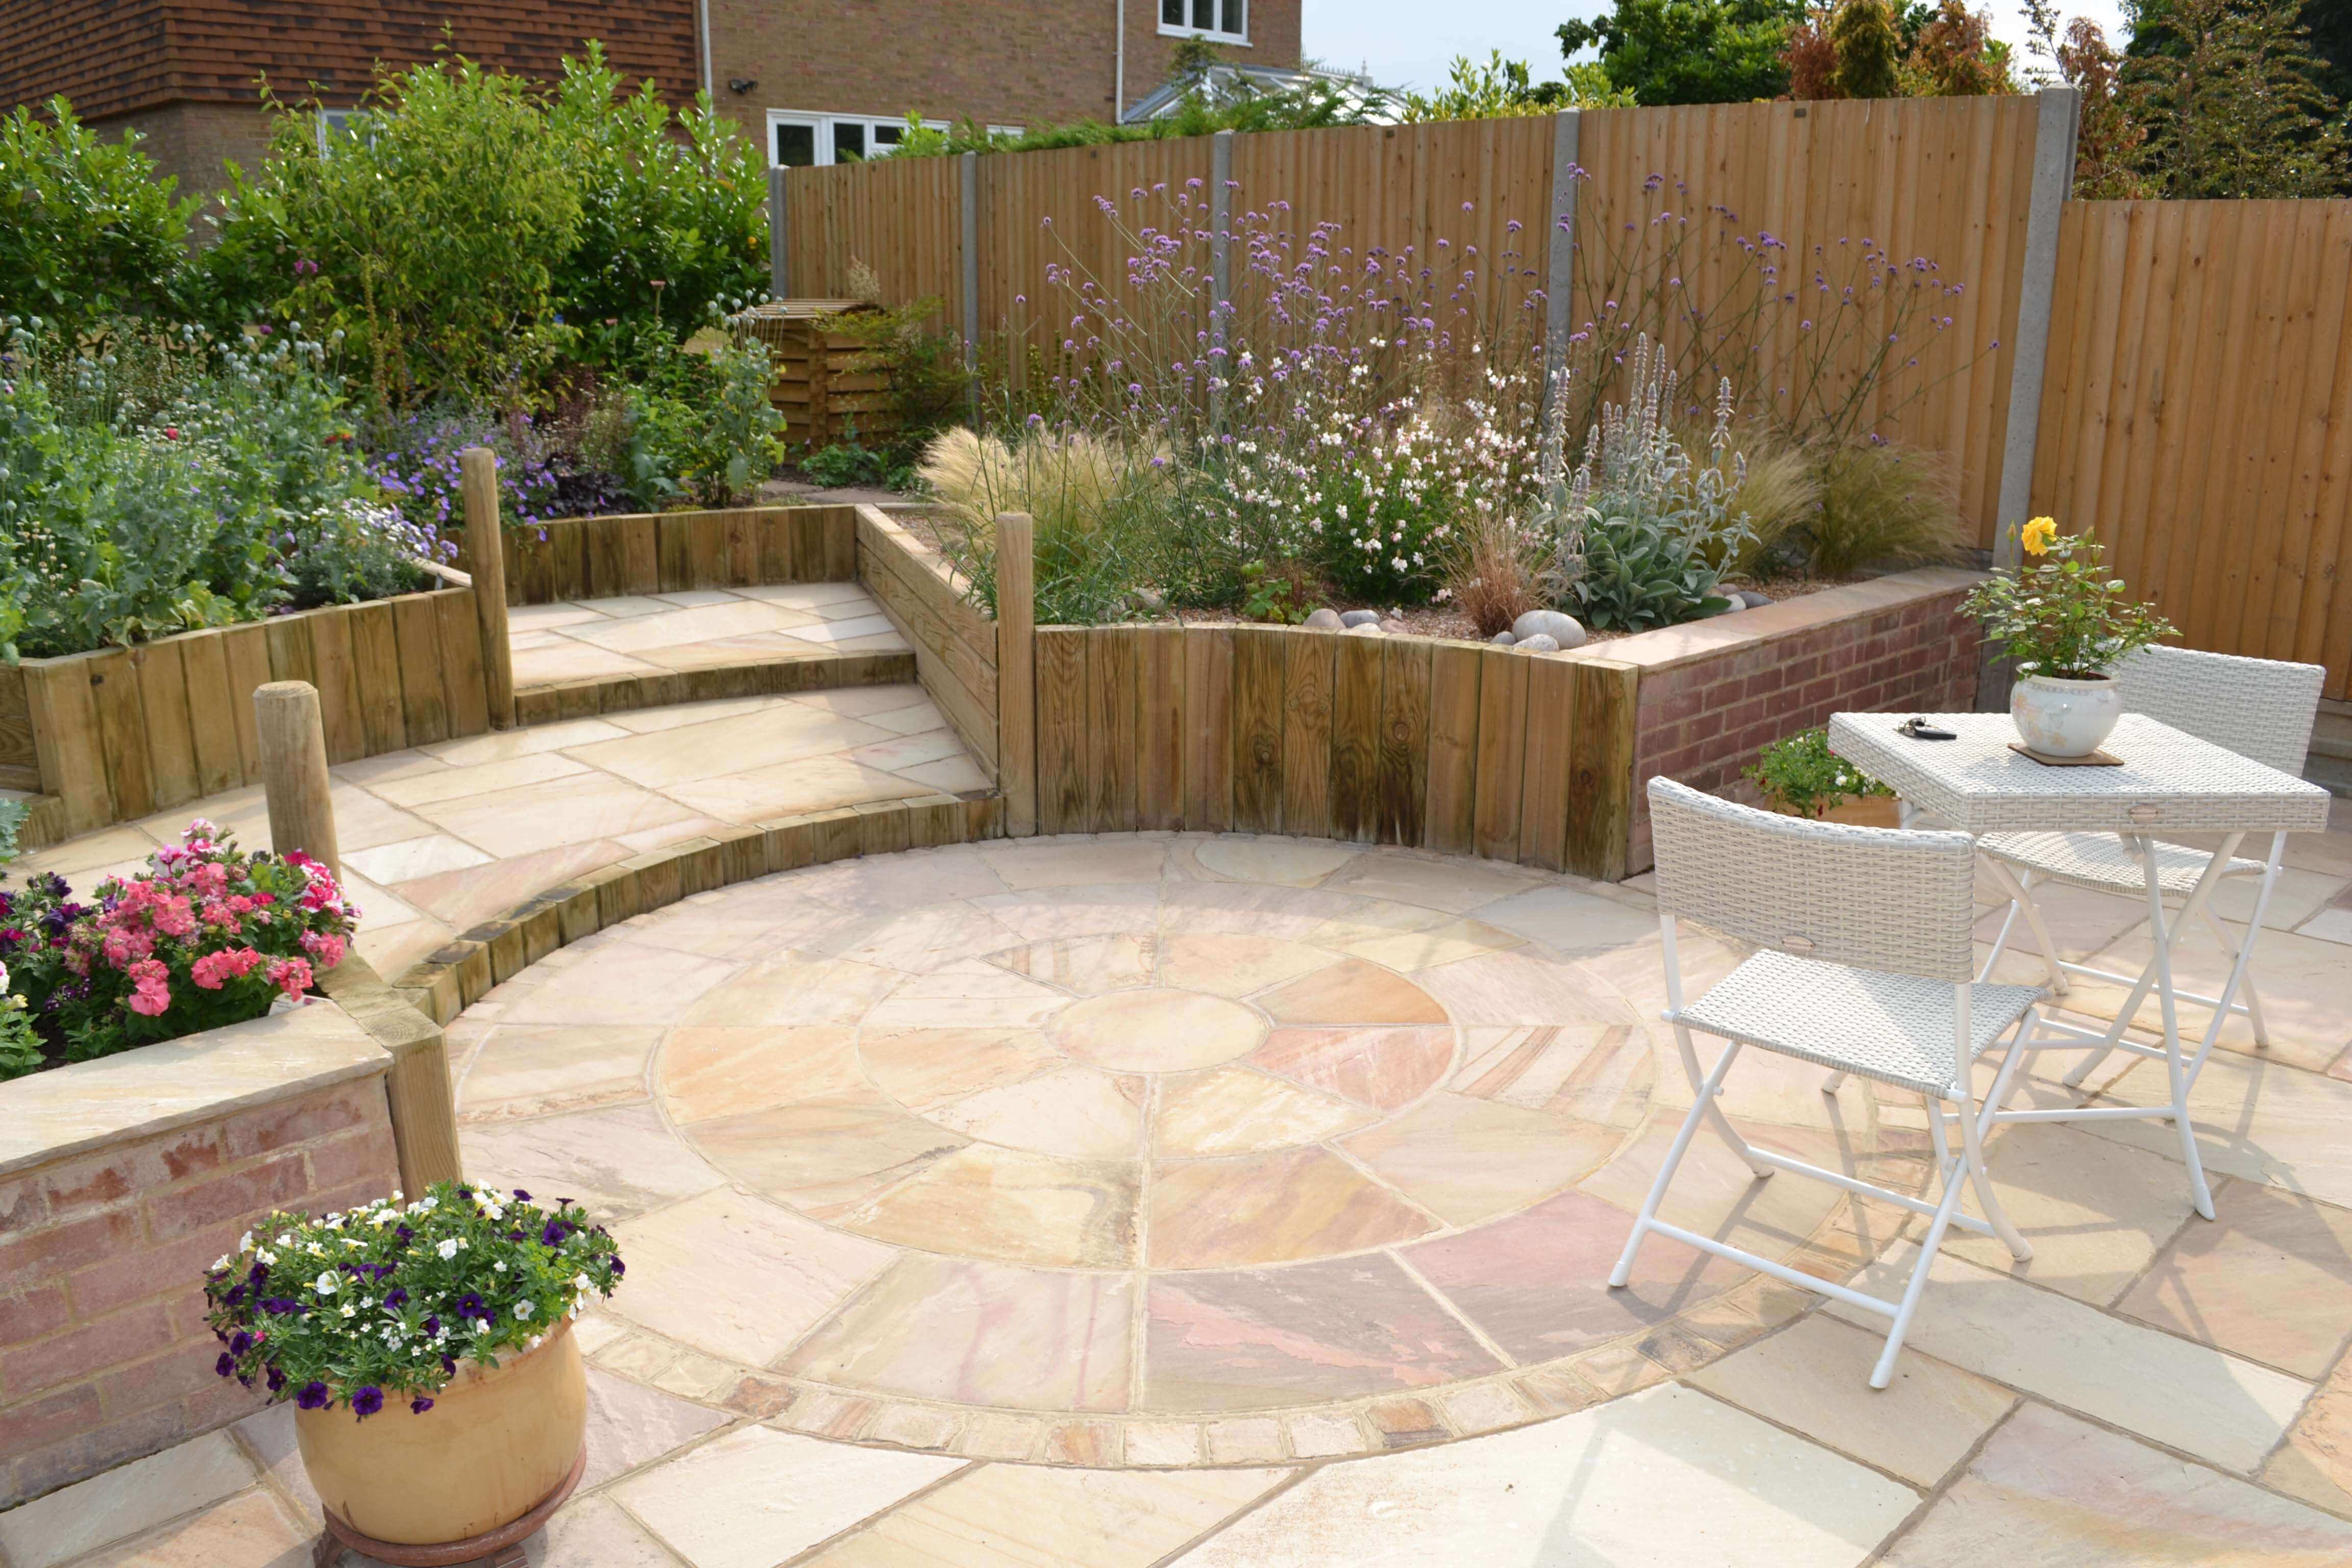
[1,1,1302,196]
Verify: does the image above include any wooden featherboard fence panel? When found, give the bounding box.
[853,507,1000,775]
[1573,96,2039,549]
[492,506,862,607]
[2032,200,2352,698]
[786,154,968,333]
[1030,624,1637,881]
[14,587,491,845]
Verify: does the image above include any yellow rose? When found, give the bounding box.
[2019,517,2058,556]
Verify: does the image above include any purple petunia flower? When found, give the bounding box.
[511,1189,532,1202]
[383,1288,409,1310]
[229,1332,254,1356]
[265,1365,286,1393]
[540,1217,570,1247]
[350,1386,384,1418]
[296,1381,332,1410]
[215,1353,237,1378]
[411,1397,435,1414]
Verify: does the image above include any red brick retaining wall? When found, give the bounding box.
[0,1011,398,1507]
[1604,569,1986,874]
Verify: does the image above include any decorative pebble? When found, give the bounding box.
[1490,630,1517,646]
[1518,633,1561,653]
[1340,609,1382,628]
[1737,590,1772,608]
[1304,607,1344,630]
[1510,609,1587,649]
[1380,619,1410,636]
[1135,587,1167,612]
[1345,622,1385,638]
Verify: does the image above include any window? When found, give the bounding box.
[768,111,948,167]
[1161,0,1246,42]
[314,108,371,155]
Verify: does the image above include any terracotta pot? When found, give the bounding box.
[2011,672,2123,757]
[1769,796,1901,828]
[295,1317,586,1546]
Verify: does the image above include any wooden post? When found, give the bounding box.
[460,447,516,729]
[996,511,1039,837]
[254,681,339,879]
[767,165,790,300]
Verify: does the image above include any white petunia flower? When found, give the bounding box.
[314,1270,340,1294]
[436,1238,461,1260]
[514,1301,534,1319]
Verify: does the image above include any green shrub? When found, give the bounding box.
[1803,442,1962,576]
[623,338,785,506]
[0,101,193,335]
[1745,727,1892,817]
[201,58,585,409]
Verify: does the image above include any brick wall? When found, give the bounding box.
[706,0,1303,146]
[1610,570,1986,873]
[0,1058,398,1507]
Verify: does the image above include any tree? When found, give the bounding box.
[0,101,193,334]
[1556,1,1806,106]
[2127,0,2347,197]
[1829,0,1904,97]
[2057,17,2154,194]
[1901,0,2018,94]
[1400,52,1633,121]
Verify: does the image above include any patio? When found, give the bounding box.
[8,812,2352,1565]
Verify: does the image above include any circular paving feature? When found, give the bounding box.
[1048,987,1269,1074]
[456,834,1926,1467]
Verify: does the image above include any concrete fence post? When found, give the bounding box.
[459,447,517,730]
[1980,86,2080,710]
[1541,109,1584,475]
[996,511,1039,837]
[255,681,339,880]
[768,166,791,300]
[961,151,982,419]
[1209,129,1235,435]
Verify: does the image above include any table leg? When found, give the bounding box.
[2058,831,2243,1090]
[2184,830,2286,1088]
[2138,835,2215,1219]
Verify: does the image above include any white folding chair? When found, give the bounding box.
[1611,778,2043,1388]
[1977,645,2324,1086]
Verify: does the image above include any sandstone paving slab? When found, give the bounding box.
[788,850,1013,918]
[1339,918,1525,973]
[1142,1255,1504,1412]
[664,755,944,824]
[52,1488,309,1568]
[811,902,1032,972]
[1577,1115,1860,1259]
[797,1463,1288,1568]
[858,1027,1062,1112]
[1452,1023,1654,1129]
[1170,1384,1918,1567]
[0,1431,256,1568]
[1187,837,1359,886]
[606,1187,898,1367]
[683,954,898,1027]
[609,1426,963,1568]
[412,772,706,860]
[2084,1049,2352,1210]
[420,715,628,764]
[989,933,1156,994]
[659,1025,864,1123]
[684,1092,967,1214]
[579,1366,731,1490]
[1257,959,1448,1026]
[1152,1067,1372,1157]
[1146,1146,1440,1269]
[1879,1400,2352,1566]
[493,942,740,1025]
[464,1101,727,1222]
[2070,920,2352,1072]
[863,961,1072,1030]
[1942,1121,2197,1305]
[381,837,629,929]
[1157,879,1384,942]
[1052,989,1264,1073]
[530,1494,683,1567]
[1339,1092,1622,1227]
[1688,1314,2017,1487]
[1466,883,1663,955]
[1317,852,1547,913]
[835,1141,1141,1268]
[1828,1245,2313,1473]
[457,1023,664,1122]
[369,750,590,808]
[1401,1187,1752,1365]
[780,1255,1136,1412]
[970,884,1171,940]
[1156,933,1341,997]
[1251,1025,1456,1111]
[1408,949,1640,1027]
[2116,1176,2352,1378]
[977,839,1169,889]
[2262,1341,2352,1513]
[930,1065,1146,1160]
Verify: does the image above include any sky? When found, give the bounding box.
[1300,0,2135,96]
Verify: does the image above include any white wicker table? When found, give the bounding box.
[1829,711,2332,1219]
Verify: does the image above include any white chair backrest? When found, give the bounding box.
[2115,645,2325,777]
[1648,777,1978,984]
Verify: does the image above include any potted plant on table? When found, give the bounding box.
[1747,727,1900,826]
[1963,519,2176,758]
[204,1182,623,1555]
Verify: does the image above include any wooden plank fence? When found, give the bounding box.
[489,505,862,606]
[855,507,999,774]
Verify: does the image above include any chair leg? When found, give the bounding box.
[1869,1145,1974,1389]
[1979,896,2023,986]
[1610,1039,1748,1288]
[1669,1023,1773,1179]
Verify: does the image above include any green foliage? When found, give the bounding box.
[1399,52,1634,120]
[799,434,915,491]
[203,1182,622,1415]
[891,72,1394,159]
[822,299,974,440]
[202,58,584,409]
[1963,525,2177,678]
[921,425,1168,624]
[0,101,194,335]
[1557,503,1742,629]
[1557,0,1804,106]
[0,322,418,659]
[1802,442,1961,575]
[1745,727,1893,815]
[2127,0,2347,198]
[1830,0,1906,97]
[1238,560,1312,623]
[619,338,786,507]
[545,46,769,371]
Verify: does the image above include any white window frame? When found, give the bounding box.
[765,109,950,168]
[1159,0,1250,46]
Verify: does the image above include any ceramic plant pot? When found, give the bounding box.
[2011,672,2124,758]
[293,1317,586,1546]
